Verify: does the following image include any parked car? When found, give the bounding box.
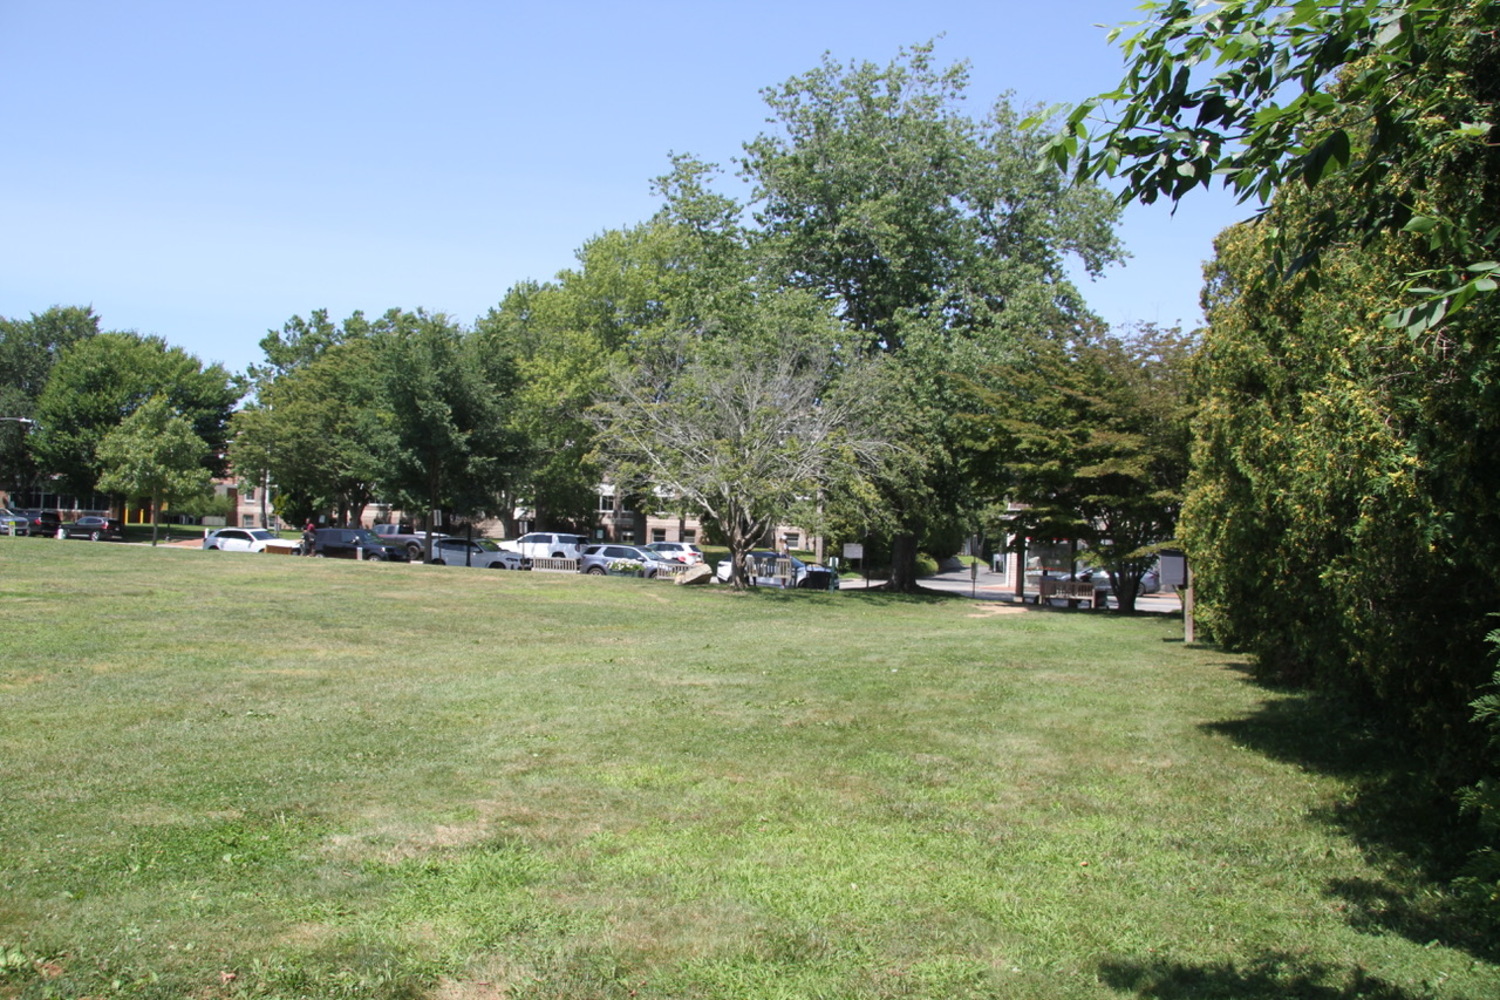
[501,532,591,560]
[371,523,450,561]
[61,515,125,541]
[644,541,705,565]
[713,551,839,590]
[1076,564,1160,596]
[577,543,679,577]
[203,527,280,552]
[0,507,31,536]
[309,527,409,561]
[428,537,531,570]
[17,509,61,535]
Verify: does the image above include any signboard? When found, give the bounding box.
[1158,551,1187,589]
[842,542,864,560]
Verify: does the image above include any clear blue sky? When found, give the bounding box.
[1,1,1247,376]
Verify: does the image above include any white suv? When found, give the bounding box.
[501,532,590,560]
[645,541,705,565]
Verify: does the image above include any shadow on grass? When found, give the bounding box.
[832,586,961,605]
[1203,688,1498,963]
[1099,953,1428,999]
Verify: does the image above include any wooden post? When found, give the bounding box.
[1182,563,1195,644]
[1014,536,1026,600]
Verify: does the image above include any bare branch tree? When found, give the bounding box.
[593,339,887,588]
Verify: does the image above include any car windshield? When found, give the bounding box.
[472,539,501,551]
[248,530,275,540]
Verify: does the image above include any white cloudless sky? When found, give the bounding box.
[0,1,1248,376]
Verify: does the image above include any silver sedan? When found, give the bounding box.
[428,537,531,569]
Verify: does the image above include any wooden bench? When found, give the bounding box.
[1035,577,1102,608]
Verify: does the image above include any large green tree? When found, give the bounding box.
[738,43,1123,589]
[478,165,761,533]
[232,326,395,528]
[376,311,523,554]
[962,324,1197,612]
[96,395,214,545]
[0,306,100,493]
[32,332,238,497]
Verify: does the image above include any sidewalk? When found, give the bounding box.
[842,566,1183,613]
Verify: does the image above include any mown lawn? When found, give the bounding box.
[0,539,1494,999]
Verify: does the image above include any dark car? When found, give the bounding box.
[1076,564,1160,596]
[0,507,32,536]
[18,509,61,536]
[61,515,125,541]
[309,527,409,561]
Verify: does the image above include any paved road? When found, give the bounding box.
[842,566,1184,613]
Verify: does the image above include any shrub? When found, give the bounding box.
[1459,624,1500,928]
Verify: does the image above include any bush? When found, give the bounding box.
[1458,625,1500,928]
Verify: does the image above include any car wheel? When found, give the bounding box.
[586,566,605,575]
[408,543,423,560]
[490,563,507,570]
[89,530,101,541]
[428,558,443,565]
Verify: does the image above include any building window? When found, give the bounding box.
[621,529,635,543]
[683,529,696,542]
[784,533,800,549]
[651,528,666,543]
[597,492,615,513]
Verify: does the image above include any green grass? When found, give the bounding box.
[0,539,1494,999]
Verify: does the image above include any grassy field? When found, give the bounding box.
[0,539,1494,999]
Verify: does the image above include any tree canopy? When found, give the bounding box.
[736,43,1125,588]
[96,395,214,544]
[0,306,100,493]
[1053,0,1500,333]
[32,332,237,497]
[962,324,1196,612]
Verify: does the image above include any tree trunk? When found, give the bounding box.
[887,531,921,592]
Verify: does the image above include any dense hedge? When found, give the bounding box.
[1184,201,1500,785]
